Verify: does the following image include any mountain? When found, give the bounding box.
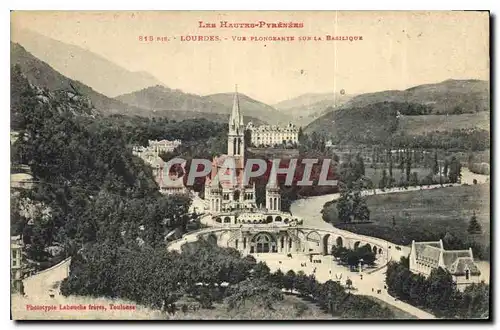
[116,86,280,124]
[11,28,164,97]
[11,42,147,116]
[334,80,489,115]
[305,100,490,147]
[273,92,354,126]
[274,93,339,110]
[305,102,400,144]
[305,80,490,145]
[116,85,223,114]
[11,43,265,124]
[203,93,290,124]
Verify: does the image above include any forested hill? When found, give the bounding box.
[273,92,354,126]
[305,101,490,151]
[335,79,489,115]
[12,28,164,97]
[10,64,202,268]
[203,92,289,124]
[11,42,147,117]
[116,86,274,124]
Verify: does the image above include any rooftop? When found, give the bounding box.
[412,240,480,276]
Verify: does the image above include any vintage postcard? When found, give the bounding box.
[10,11,490,320]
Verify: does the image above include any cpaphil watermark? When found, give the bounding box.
[163,158,337,187]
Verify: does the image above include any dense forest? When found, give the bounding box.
[10,65,201,266]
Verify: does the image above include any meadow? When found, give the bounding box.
[397,112,490,135]
[323,184,490,259]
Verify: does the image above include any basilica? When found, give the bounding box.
[204,88,302,251]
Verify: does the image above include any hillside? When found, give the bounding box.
[11,29,164,97]
[204,93,290,124]
[116,86,274,124]
[305,101,399,144]
[305,101,490,150]
[336,79,489,115]
[11,43,263,124]
[397,112,490,135]
[11,42,145,116]
[274,92,354,126]
[116,85,225,114]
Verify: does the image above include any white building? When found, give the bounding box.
[246,122,299,147]
[409,240,481,290]
[133,140,187,195]
[148,139,182,154]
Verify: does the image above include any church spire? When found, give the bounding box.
[227,84,245,157]
[230,84,244,127]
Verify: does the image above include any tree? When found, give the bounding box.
[298,127,305,144]
[388,150,393,179]
[226,278,283,310]
[459,283,490,319]
[425,268,456,316]
[405,149,412,182]
[253,261,271,279]
[355,153,365,177]
[448,156,462,183]
[336,181,370,223]
[443,159,449,177]
[432,151,439,175]
[336,184,354,223]
[399,151,405,172]
[283,270,296,293]
[199,287,214,309]
[352,190,370,222]
[409,172,419,186]
[272,269,285,288]
[379,169,388,190]
[467,212,482,234]
[294,271,308,295]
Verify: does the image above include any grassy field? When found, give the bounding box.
[323,184,490,259]
[397,112,490,135]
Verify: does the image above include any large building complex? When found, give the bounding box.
[204,88,307,254]
[133,140,187,195]
[246,122,299,147]
[409,240,481,289]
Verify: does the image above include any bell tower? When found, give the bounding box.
[266,173,281,211]
[227,85,245,160]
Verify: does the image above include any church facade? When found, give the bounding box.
[204,88,304,254]
[205,88,257,212]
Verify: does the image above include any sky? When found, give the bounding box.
[11,11,490,104]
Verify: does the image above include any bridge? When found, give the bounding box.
[167,219,391,259]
